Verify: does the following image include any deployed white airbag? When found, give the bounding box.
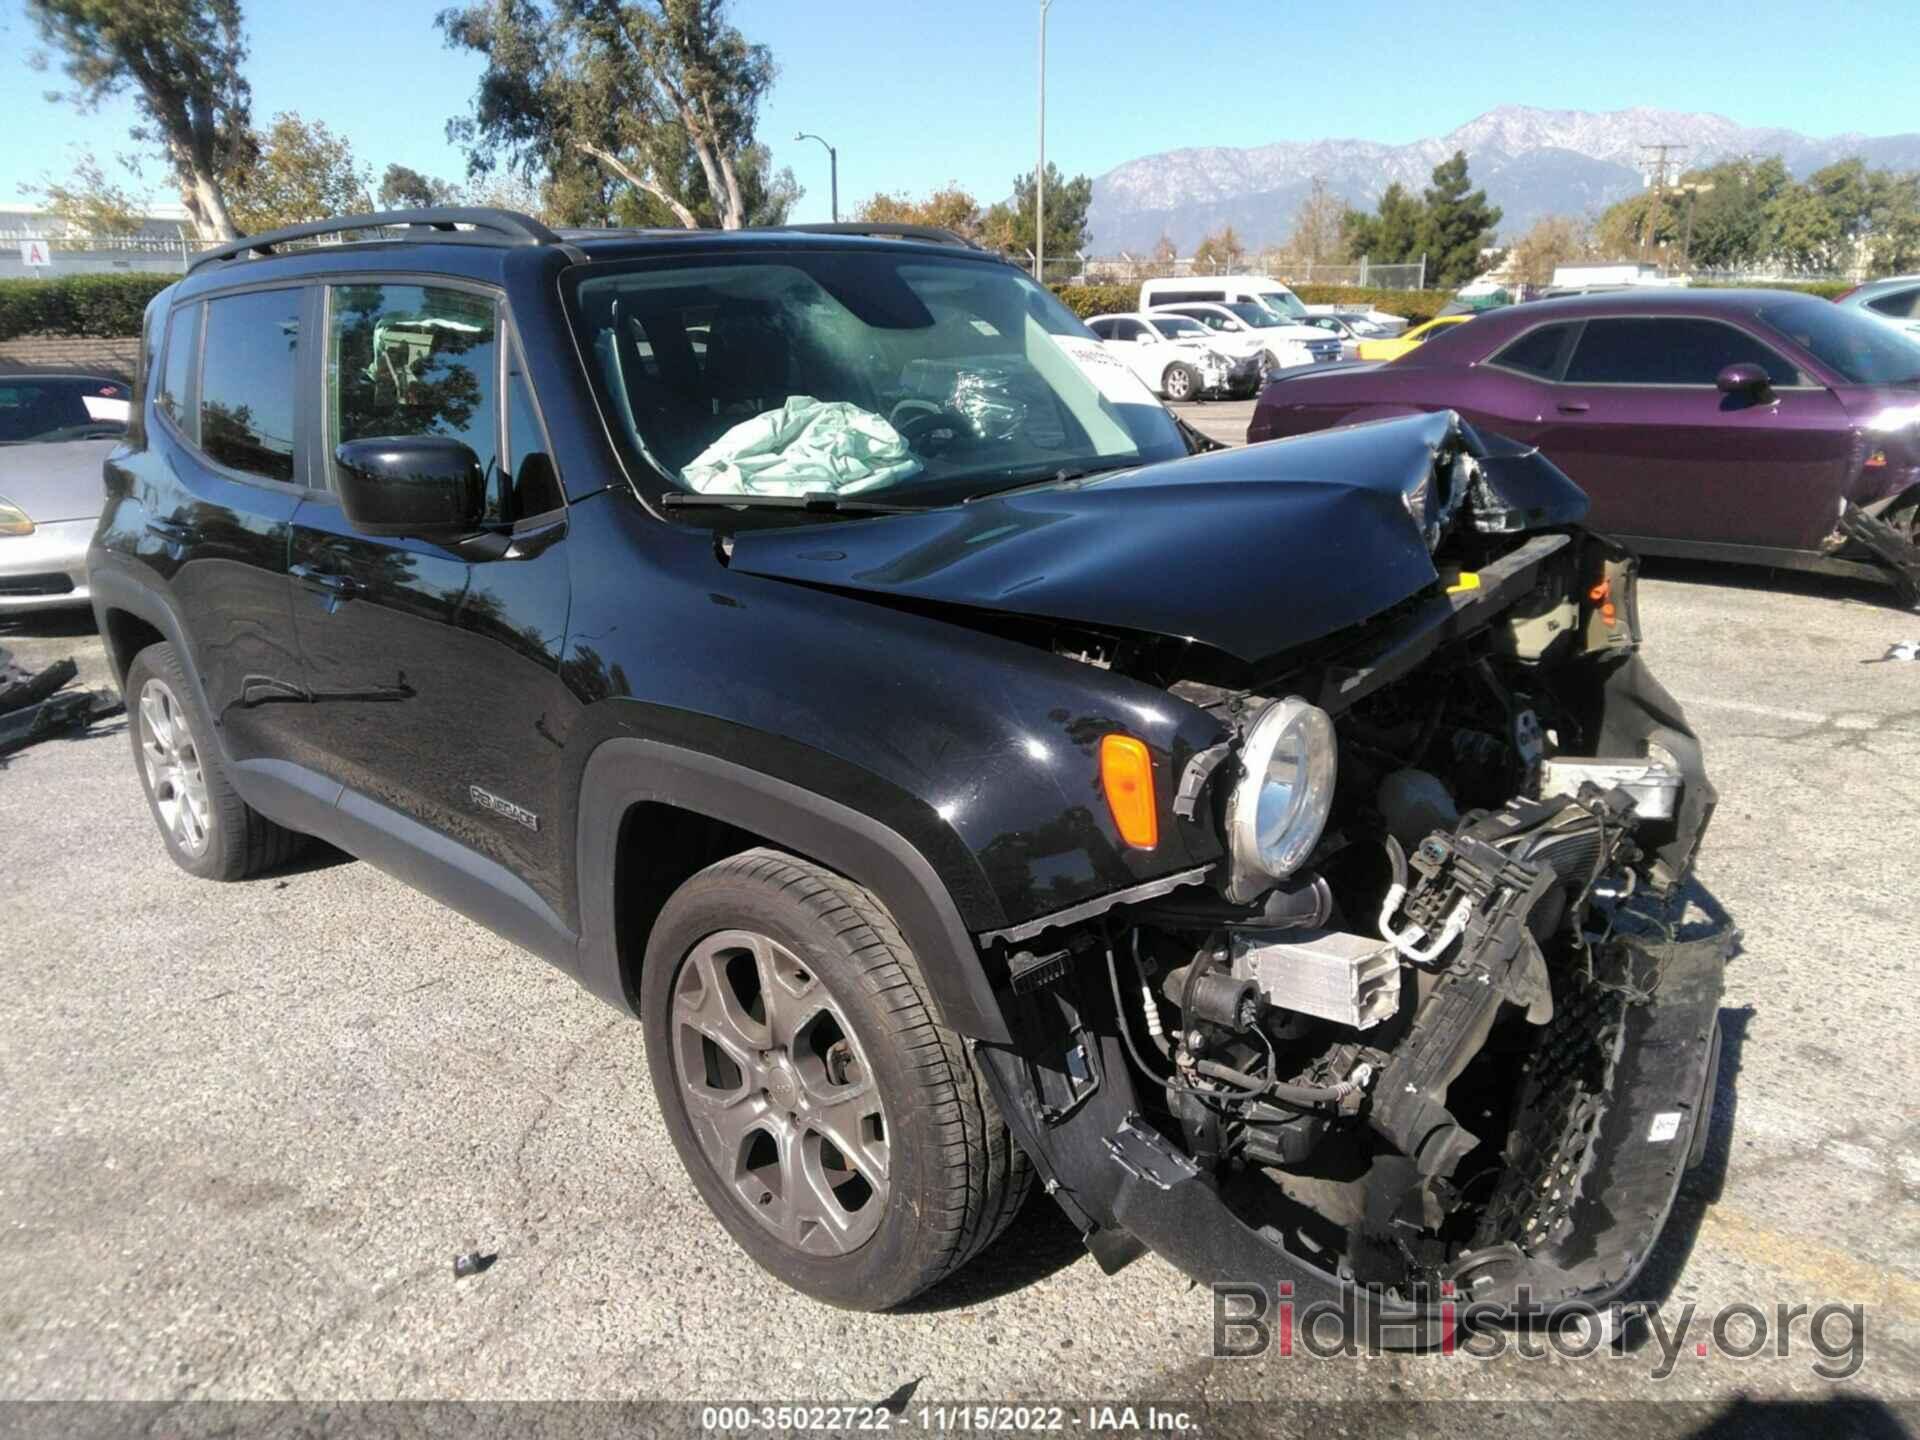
[682,396,922,495]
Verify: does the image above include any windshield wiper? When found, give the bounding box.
[964,458,1142,502]
[659,491,924,515]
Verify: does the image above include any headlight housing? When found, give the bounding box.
[1223,697,1337,902]
[0,497,33,537]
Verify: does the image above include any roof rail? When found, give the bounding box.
[772,222,986,251]
[188,207,561,273]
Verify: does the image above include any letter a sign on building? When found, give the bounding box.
[19,239,52,268]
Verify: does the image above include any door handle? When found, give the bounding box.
[1556,400,1591,414]
[145,518,193,543]
[290,563,362,600]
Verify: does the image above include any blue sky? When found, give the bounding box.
[2,0,1914,225]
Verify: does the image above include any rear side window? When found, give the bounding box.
[1087,318,1115,339]
[157,305,199,442]
[200,289,303,481]
[1490,322,1578,380]
[1867,287,1920,320]
[1564,317,1802,387]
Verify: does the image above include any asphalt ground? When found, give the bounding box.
[3,418,1918,1426]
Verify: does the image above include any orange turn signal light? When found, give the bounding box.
[1100,734,1158,850]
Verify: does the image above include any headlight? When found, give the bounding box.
[0,497,33,537]
[1224,697,1337,901]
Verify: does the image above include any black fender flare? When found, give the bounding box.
[573,737,1011,1043]
[88,562,215,717]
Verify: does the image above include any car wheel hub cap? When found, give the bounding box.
[671,929,891,1256]
[137,678,210,857]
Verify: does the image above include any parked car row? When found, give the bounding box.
[1249,288,1920,602]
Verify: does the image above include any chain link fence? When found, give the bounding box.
[1048,253,1428,290]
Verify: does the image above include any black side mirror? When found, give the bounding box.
[335,436,486,539]
[1716,362,1771,399]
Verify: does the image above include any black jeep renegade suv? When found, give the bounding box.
[90,208,1729,1328]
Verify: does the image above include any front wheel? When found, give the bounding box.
[642,849,1030,1309]
[1161,362,1198,402]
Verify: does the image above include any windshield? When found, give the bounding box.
[1150,315,1208,339]
[1225,301,1289,329]
[567,251,1185,506]
[1756,299,1920,386]
[1250,290,1307,320]
[0,376,129,445]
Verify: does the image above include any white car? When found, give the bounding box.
[1144,301,1341,373]
[1084,312,1257,401]
[1293,313,1373,359]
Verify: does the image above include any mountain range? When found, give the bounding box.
[1086,105,1920,255]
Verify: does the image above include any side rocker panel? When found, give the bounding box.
[574,737,1011,1044]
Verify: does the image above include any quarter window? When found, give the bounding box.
[1867,287,1920,321]
[505,345,562,520]
[200,289,302,481]
[158,305,199,443]
[1563,317,1802,387]
[1490,322,1578,380]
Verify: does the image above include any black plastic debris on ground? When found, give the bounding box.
[0,646,123,758]
[452,1251,497,1279]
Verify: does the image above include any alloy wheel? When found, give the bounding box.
[137,678,211,856]
[671,929,891,1255]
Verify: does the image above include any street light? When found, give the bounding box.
[795,132,838,223]
[1035,0,1056,283]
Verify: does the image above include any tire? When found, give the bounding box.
[125,641,306,881]
[1161,362,1198,402]
[642,848,1031,1310]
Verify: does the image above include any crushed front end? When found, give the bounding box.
[974,415,1731,1340]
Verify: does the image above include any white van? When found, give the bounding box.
[1139,274,1311,320]
[1138,276,1342,370]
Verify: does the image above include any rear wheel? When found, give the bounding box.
[1161,362,1198,402]
[126,641,305,881]
[642,848,1030,1309]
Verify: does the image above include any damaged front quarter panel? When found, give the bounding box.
[947,417,1729,1341]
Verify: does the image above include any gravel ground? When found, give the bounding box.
[3,530,1918,1422]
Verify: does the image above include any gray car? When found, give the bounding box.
[1837,275,1920,340]
[0,372,130,613]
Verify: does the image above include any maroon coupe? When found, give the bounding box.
[1250,289,1920,599]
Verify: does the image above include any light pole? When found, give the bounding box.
[795,132,838,223]
[1034,0,1056,282]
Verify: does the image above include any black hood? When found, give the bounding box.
[726,412,1588,664]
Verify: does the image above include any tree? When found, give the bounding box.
[857,184,983,241]
[378,163,462,210]
[1286,177,1345,264]
[27,0,254,239]
[224,112,372,233]
[1192,225,1245,275]
[1417,151,1501,288]
[438,0,776,230]
[1677,155,1790,269]
[1342,182,1424,264]
[1507,215,1591,288]
[979,164,1092,262]
[29,150,152,235]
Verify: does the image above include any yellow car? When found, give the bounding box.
[1355,314,1475,361]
